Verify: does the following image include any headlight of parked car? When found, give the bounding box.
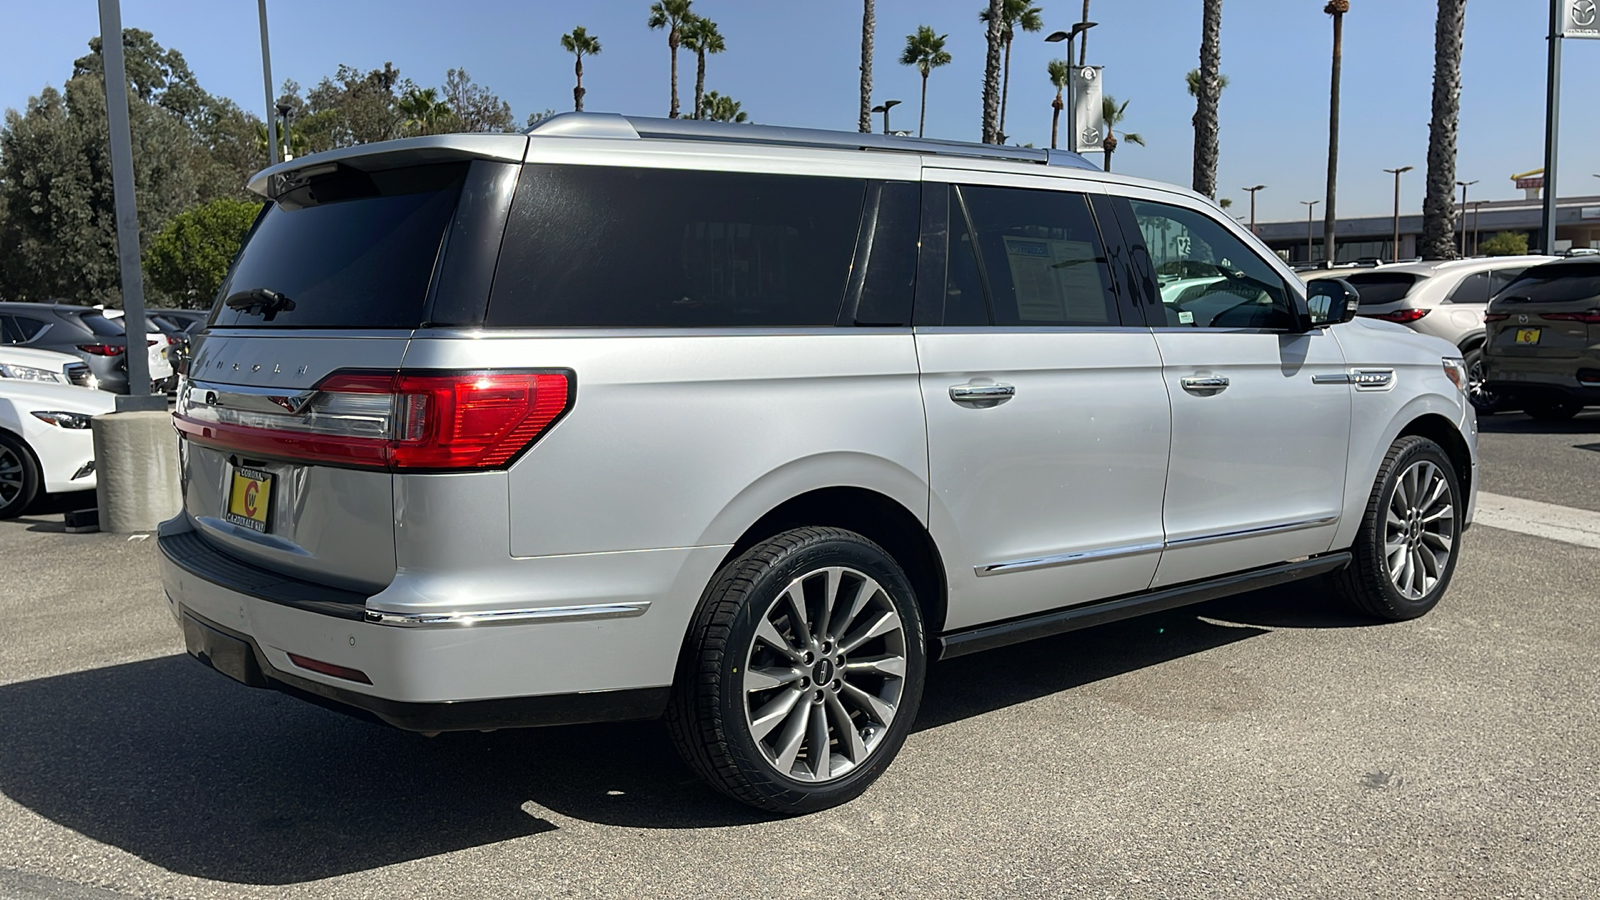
[30,410,94,429]
[1441,357,1469,396]
[0,363,66,383]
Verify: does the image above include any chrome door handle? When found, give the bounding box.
[1180,375,1230,395]
[949,383,1016,403]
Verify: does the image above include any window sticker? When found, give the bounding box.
[1002,236,1109,323]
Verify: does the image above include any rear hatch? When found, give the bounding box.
[1485,262,1600,362]
[1341,271,1426,324]
[175,143,523,593]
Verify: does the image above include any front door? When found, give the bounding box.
[1107,192,1353,587]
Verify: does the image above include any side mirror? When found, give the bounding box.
[1306,278,1360,327]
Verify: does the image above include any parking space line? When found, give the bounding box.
[1473,492,1600,551]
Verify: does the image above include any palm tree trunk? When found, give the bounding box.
[1421,0,1464,260]
[1323,8,1345,264]
[694,50,707,120]
[998,33,1013,141]
[574,56,585,112]
[859,0,874,133]
[668,29,680,118]
[1192,0,1222,198]
[1051,92,1063,149]
[919,71,929,138]
[982,0,1003,143]
[1104,134,1115,172]
[1079,0,1091,65]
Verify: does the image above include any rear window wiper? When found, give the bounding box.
[224,288,296,321]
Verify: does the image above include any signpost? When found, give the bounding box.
[1544,1,1600,251]
[1070,66,1105,154]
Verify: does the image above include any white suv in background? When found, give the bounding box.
[1307,256,1554,411]
[161,114,1478,814]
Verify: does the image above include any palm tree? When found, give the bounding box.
[1191,0,1223,198]
[701,91,748,123]
[901,26,952,139]
[981,0,1003,143]
[1322,0,1349,264]
[1048,59,1070,150]
[1421,0,1465,260]
[979,0,1043,143]
[859,0,875,133]
[398,86,453,136]
[647,0,694,118]
[1077,0,1092,65]
[1099,95,1144,173]
[1220,197,1234,210]
[560,27,602,112]
[1185,69,1231,97]
[679,16,725,121]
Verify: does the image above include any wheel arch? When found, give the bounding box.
[1397,412,1473,500]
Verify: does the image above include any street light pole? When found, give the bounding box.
[1384,166,1413,262]
[257,0,278,167]
[1456,180,1478,255]
[1540,0,1562,253]
[1243,184,1266,236]
[1471,200,1483,255]
[871,99,901,135]
[1301,200,1320,264]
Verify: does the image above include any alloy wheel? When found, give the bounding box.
[1383,459,1456,600]
[742,566,908,783]
[0,445,24,509]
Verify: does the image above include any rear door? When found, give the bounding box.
[1488,263,1600,361]
[916,170,1170,630]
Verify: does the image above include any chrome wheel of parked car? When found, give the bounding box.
[1383,459,1456,601]
[742,565,908,784]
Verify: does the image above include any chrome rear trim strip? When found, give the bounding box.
[977,515,1339,577]
[365,601,650,627]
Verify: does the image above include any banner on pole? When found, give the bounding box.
[1565,0,1600,38]
[1070,66,1104,153]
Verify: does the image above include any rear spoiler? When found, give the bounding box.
[247,133,530,199]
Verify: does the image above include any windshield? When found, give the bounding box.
[1340,272,1419,306]
[211,163,467,329]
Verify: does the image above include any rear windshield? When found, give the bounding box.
[1496,263,1600,305]
[1339,272,1419,306]
[211,163,466,329]
[79,313,126,336]
[486,165,866,327]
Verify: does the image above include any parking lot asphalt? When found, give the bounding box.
[1,412,1597,899]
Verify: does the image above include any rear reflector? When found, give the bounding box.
[287,653,373,684]
[1540,310,1600,324]
[174,369,573,471]
[1363,308,1430,323]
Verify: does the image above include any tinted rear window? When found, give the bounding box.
[486,165,866,327]
[211,164,466,328]
[1340,272,1419,306]
[1496,263,1600,305]
[79,313,125,336]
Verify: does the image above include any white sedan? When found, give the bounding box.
[0,379,115,517]
[0,346,98,390]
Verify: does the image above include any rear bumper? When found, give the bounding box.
[1483,380,1600,406]
[158,516,726,730]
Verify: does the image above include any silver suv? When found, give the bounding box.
[162,114,1479,814]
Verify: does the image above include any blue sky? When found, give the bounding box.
[3,0,1597,223]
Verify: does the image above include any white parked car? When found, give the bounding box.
[0,379,115,517]
[0,346,98,390]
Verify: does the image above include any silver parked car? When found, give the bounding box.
[161,115,1478,814]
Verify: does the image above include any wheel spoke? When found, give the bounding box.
[817,568,841,643]
[783,584,813,648]
[755,617,802,663]
[1420,530,1452,553]
[1386,509,1406,530]
[1392,546,1413,593]
[825,692,867,764]
[829,579,877,643]
[772,699,811,774]
[839,610,900,654]
[839,680,895,726]
[749,687,804,741]
[745,665,801,692]
[807,697,831,779]
[843,654,906,678]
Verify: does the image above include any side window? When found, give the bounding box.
[1127,199,1294,330]
[486,165,866,327]
[955,184,1119,326]
[1444,271,1491,304]
[942,188,989,326]
[854,181,921,326]
[0,315,17,344]
[2,314,45,344]
[1488,268,1527,300]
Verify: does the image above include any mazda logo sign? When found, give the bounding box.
[1576,1,1598,28]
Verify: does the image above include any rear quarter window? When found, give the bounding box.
[486,165,867,327]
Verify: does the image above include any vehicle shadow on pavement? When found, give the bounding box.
[0,583,1335,884]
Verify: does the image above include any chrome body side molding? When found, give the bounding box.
[976,515,1339,577]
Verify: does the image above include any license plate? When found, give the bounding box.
[225,466,273,533]
[1515,328,1541,345]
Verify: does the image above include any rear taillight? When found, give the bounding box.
[1540,310,1600,324]
[173,369,573,471]
[77,344,125,356]
[1363,308,1430,323]
[1483,313,1510,323]
[165,335,180,345]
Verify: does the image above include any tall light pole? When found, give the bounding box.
[1301,200,1321,264]
[1384,166,1413,263]
[1243,184,1266,236]
[1044,21,1096,152]
[1470,200,1484,255]
[258,0,278,167]
[1456,179,1478,256]
[870,100,901,135]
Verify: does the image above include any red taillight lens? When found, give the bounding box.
[1483,313,1510,322]
[1364,308,1430,323]
[1540,310,1600,324]
[174,369,573,471]
[77,343,124,356]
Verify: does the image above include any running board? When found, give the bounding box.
[934,552,1352,660]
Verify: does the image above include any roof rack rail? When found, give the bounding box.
[527,112,1099,171]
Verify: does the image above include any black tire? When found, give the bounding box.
[1524,399,1582,421]
[1462,345,1500,415]
[0,432,41,520]
[1330,435,1462,621]
[666,526,927,815]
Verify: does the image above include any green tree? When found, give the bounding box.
[441,68,513,132]
[1421,0,1465,260]
[978,0,1042,143]
[1191,0,1223,198]
[1100,95,1144,172]
[143,197,261,307]
[1478,231,1528,257]
[561,26,602,112]
[647,0,695,119]
[680,16,725,121]
[284,63,404,151]
[1047,58,1070,150]
[700,91,748,123]
[900,26,952,139]
[397,86,455,136]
